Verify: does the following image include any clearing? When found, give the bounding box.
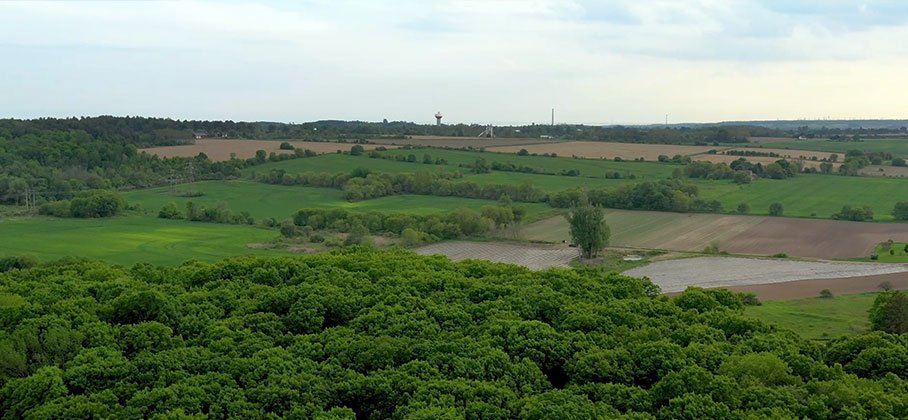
[415,241,578,270]
[487,141,722,161]
[744,293,878,340]
[623,256,908,294]
[141,139,394,161]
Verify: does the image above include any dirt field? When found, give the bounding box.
[140,139,396,161]
[726,271,908,300]
[624,256,908,293]
[415,241,578,270]
[523,210,908,259]
[487,141,723,161]
[369,135,559,148]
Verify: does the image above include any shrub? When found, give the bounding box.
[893,157,907,167]
[517,149,529,156]
[736,203,750,214]
[158,202,183,219]
[69,190,127,218]
[879,281,894,292]
[0,255,39,272]
[279,142,294,150]
[893,202,908,220]
[870,253,879,260]
[39,200,71,217]
[771,253,788,258]
[820,289,834,298]
[350,145,364,156]
[309,234,325,243]
[768,202,783,217]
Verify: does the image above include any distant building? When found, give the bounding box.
[193,131,208,139]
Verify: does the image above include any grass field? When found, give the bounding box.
[244,154,457,177]
[872,242,908,262]
[745,293,876,340]
[125,180,555,221]
[0,216,287,265]
[743,138,908,156]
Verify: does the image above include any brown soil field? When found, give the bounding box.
[487,141,723,160]
[369,135,559,148]
[523,210,908,259]
[140,139,396,161]
[725,271,908,300]
[721,218,908,259]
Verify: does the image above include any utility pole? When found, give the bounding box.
[551,108,555,126]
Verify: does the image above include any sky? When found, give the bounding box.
[2,0,908,125]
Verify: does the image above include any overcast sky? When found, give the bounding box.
[2,1,908,125]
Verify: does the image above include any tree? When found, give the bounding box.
[517,149,529,156]
[567,203,610,259]
[279,142,294,150]
[819,162,834,174]
[350,145,364,156]
[736,203,750,214]
[893,202,908,221]
[472,159,491,174]
[893,157,907,167]
[768,202,783,217]
[869,291,908,334]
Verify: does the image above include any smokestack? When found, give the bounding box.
[551,108,554,126]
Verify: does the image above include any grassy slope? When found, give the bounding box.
[125,180,555,221]
[745,293,876,340]
[872,242,908,262]
[0,216,287,266]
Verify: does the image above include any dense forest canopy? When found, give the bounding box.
[1,249,907,418]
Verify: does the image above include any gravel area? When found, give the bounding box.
[623,256,908,293]
[415,241,578,270]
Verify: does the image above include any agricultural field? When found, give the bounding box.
[487,140,722,161]
[369,135,559,148]
[744,293,877,340]
[0,216,287,266]
[523,210,908,259]
[694,153,835,170]
[125,180,555,221]
[244,153,459,176]
[747,137,908,156]
[415,241,578,270]
[623,256,908,294]
[861,165,908,177]
[141,139,394,161]
[871,242,908,262]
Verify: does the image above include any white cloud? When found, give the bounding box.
[1,0,907,123]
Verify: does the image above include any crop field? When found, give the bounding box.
[861,165,908,177]
[141,139,395,161]
[487,141,722,161]
[524,209,908,259]
[744,293,877,340]
[747,137,908,156]
[375,148,676,180]
[369,135,559,148]
[623,256,908,294]
[0,216,286,266]
[415,241,578,270]
[126,180,555,221]
[244,153,460,177]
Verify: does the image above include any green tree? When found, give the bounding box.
[869,291,908,334]
[893,202,908,220]
[567,203,610,258]
[350,145,364,156]
[736,203,750,214]
[768,202,783,216]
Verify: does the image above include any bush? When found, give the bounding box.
[820,289,834,298]
[517,149,529,156]
[893,157,906,167]
[870,253,879,260]
[0,255,39,272]
[740,293,762,306]
[893,202,908,221]
[736,203,750,214]
[279,142,295,150]
[158,202,183,219]
[350,145,364,156]
[309,234,325,243]
[768,202,783,217]
[280,220,301,238]
[771,253,788,258]
[832,205,873,222]
[879,281,894,292]
[69,190,127,218]
[39,200,71,217]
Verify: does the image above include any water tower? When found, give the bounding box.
[435,112,443,126]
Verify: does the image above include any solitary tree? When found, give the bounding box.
[870,291,908,334]
[893,201,908,221]
[567,203,610,259]
[768,202,784,217]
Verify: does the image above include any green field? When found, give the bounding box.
[745,293,877,340]
[245,153,457,177]
[699,174,908,220]
[871,242,908,262]
[125,180,555,221]
[744,138,908,156]
[377,147,676,179]
[0,216,288,265]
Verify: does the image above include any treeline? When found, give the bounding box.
[550,180,723,213]
[260,169,548,203]
[3,251,908,418]
[38,190,127,218]
[291,207,493,240]
[158,202,254,225]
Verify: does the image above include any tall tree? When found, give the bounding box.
[870,291,908,334]
[567,203,610,259]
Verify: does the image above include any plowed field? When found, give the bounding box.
[141,139,395,161]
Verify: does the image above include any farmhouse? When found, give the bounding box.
[192,131,208,139]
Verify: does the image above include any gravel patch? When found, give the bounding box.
[623,256,908,293]
[415,241,578,270]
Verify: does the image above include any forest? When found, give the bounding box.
[2,249,907,418]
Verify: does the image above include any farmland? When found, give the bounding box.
[0,216,286,265]
[747,137,908,155]
[140,139,394,161]
[523,210,908,259]
[369,135,559,148]
[487,140,722,160]
[744,293,877,340]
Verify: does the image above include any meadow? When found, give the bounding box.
[0,216,286,265]
[745,137,908,156]
[745,293,877,340]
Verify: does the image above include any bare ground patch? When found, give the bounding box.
[415,241,578,270]
[861,165,908,178]
[722,218,908,259]
[141,139,396,161]
[624,256,908,293]
[487,141,724,161]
